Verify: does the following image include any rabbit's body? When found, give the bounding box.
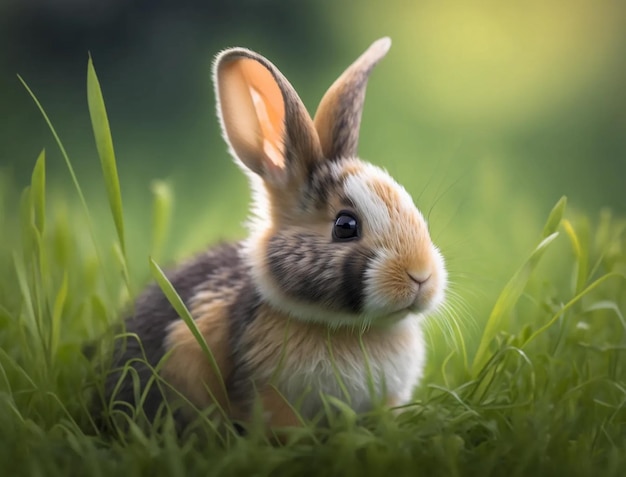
[105,38,447,429]
[110,239,425,424]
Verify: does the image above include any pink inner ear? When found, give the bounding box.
[249,86,285,169]
[239,59,286,170]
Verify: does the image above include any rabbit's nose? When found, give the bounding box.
[407,270,439,312]
[407,272,431,288]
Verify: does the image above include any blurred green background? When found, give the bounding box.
[1,0,625,347]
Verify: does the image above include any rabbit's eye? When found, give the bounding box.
[333,212,359,241]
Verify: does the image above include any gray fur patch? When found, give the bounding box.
[267,232,370,314]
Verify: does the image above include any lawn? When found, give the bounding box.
[0,60,625,477]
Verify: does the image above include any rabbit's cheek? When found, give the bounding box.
[363,242,447,315]
[363,252,417,313]
[265,232,371,314]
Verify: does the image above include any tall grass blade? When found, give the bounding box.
[29,150,49,351]
[471,233,559,376]
[12,255,36,339]
[87,56,126,258]
[150,180,173,263]
[148,257,229,410]
[471,197,567,376]
[325,331,352,404]
[50,273,68,360]
[358,334,379,406]
[17,76,91,228]
[30,149,46,234]
[542,196,567,238]
[562,218,589,294]
[87,57,131,298]
[17,75,114,299]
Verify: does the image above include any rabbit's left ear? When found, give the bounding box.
[313,37,391,160]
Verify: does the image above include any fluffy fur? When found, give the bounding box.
[104,37,447,429]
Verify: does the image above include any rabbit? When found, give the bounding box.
[103,37,447,430]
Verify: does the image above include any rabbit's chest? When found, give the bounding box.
[249,315,426,418]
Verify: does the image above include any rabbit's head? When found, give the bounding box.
[213,38,446,327]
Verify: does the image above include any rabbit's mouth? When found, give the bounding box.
[406,270,446,315]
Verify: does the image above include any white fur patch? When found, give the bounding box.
[274,316,426,418]
[343,170,392,235]
[429,245,448,310]
[362,249,412,313]
[342,162,422,229]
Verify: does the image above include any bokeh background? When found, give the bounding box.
[1,0,625,350]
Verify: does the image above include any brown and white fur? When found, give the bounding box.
[105,37,447,429]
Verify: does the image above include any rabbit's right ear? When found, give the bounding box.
[214,48,323,189]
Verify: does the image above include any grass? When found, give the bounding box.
[0,61,625,476]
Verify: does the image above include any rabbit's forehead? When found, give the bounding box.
[338,162,426,236]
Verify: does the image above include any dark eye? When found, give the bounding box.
[333,212,359,241]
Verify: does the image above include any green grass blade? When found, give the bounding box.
[50,273,68,360]
[148,257,229,410]
[12,251,37,337]
[562,218,589,294]
[0,359,13,394]
[471,231,559,376]
[471,197,567,376]
[30,149,46,234]
[18,186,34,257]
[542,195,567,239]
[358,334,379,407]
[323,395,357,428]
[17,76,90,226]
[523,271,625,348]
[150,180,173,263]
[584,300,626,331]
[87,56,126,258]
[29,150,49,355]
[17,75,115,301]
[325,331,352,404]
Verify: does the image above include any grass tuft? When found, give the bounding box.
[471,196,565,376]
